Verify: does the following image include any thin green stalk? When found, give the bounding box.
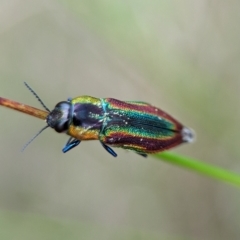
[154,152,240,187]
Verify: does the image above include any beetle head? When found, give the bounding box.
[46,101,72,133]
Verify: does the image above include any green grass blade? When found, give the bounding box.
[154,152,240,187]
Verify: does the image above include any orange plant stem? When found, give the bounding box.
[0,97,48,120]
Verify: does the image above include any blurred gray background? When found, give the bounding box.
[0,0,240,239]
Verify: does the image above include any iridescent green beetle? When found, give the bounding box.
[25,83,194,157]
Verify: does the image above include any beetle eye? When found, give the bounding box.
[47,101,71,133]
[54,116,69,133]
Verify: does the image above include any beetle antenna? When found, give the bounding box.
[22,125,49,152]
[24,82,50,112]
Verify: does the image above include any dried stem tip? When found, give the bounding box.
[0,97,48,120]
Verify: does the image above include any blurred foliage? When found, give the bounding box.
[0,210,172,240]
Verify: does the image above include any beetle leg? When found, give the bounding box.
[62,137,81,153]
[100,142,117,157]
[136,152,148,158]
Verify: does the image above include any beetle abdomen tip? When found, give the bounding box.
[181,127,195,143]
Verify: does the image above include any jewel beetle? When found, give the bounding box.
[23,83,195,157]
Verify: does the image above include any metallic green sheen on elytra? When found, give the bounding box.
[46,95,194,157]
